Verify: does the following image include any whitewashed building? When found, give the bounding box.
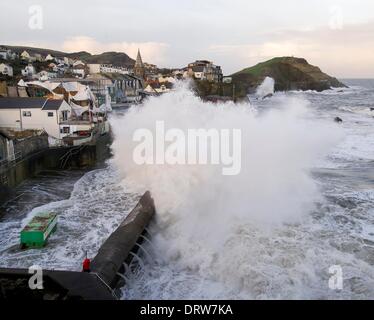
[0,98,73,142]
[20,50,31,60]
[88,63,130,75]
[36,70,58,81]
[88,64,101,74]
[45,54,54,61]
[0,63,13,77]
[34,53,43,62]
[0,48,16,60]
[0,48,9,60]
[187,60,223,82]
[21,65,36,77]
[64,57,73,66]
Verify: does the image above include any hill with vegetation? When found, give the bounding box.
[1,45,135,67]
[84,51,135,67]
[231,57,346,96]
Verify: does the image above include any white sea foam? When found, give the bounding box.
[1,81,373,299]
[0,166,139,271]
[110,82,354,299]
[256,77,275,97]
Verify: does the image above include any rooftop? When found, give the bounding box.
[0,97,64,110]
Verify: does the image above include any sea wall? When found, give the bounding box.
[91,191,156,288]
[0,132,112,204]
[0,191,156,300]
[13,134,49,158]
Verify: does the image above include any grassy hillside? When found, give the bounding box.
[231,57,346,96]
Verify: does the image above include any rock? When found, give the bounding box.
[231,57,347,97]
[262,93,273,100]
[334,117,343,123]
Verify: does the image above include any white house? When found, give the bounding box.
[0,98,74,143]
[54,57,64,65]
[73,60,85,67]
[34,53,43,62]
[0,48,15,60]
[187,60,223,82]
[19,51,38,62]
[191,66,206,80]
[158,76,176,84]
[88,64,101,74]
[64,57,73,66]
[144,84,158,94]
[0,49,8,60]
[36,70,57,81]
[21,65,36,77]
[72,68,85,79]
[87,63,129,75]
[72,61,86,78]
[222,76,232,84]
[45,54,54,61]
[0,63,13,77]
[145,82,173,94]
[20,50,31,60]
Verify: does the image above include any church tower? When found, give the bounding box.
[134,49,145,80]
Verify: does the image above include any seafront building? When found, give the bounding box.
[0,63,13,77]
[0,80,111,148]
[187,60,223,82]
[0,97,72,140]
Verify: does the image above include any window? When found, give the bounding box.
[22,111,31,117]
[61,110,68,121]
[48,112,54,117]
[62,127,70,134]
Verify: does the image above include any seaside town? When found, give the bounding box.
[0,46,225,174]
[1,0,373,306]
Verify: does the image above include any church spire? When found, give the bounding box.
[134,48,145,80]
[135,48,144,68]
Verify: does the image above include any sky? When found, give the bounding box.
[1,0,374,77]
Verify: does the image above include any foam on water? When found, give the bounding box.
[256,77,275,97]
[0,166,140,270]
[1,80,373,299]
[108,82,374,299]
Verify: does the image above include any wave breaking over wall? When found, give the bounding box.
[110,82,342,298]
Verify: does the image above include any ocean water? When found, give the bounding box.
[0,169,140,271]
[116,80,374,300]
[0,80,373,299]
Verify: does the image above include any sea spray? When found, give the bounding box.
[110,82,342,296]
[256,77,275,98]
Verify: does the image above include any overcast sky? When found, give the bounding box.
[1,0,374,77]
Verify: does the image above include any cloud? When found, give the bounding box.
[208,21,374,77]
[61,36,170,66]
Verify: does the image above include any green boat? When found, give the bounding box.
[20,212,58,249]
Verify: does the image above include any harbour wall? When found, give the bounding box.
[91,191,156,289]
[0,132,112,204]
[0,191,156,300]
